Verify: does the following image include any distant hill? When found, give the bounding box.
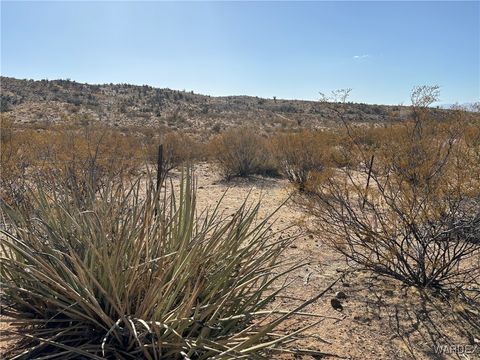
[0,76,434,134]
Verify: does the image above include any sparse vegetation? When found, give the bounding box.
[209,127,278,179]
[0,117,145,204]
[0,169,323,359]
[301,88,480,288]
[271,130,336,191]
[1,76,418,132]
[147,132,203,181]
[1,79,479,358]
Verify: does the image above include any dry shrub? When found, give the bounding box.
[271,130,336,191]
[1,119,146,203]
[346,125,391,151]
[463,121,480,186]
[49,125,144,193]
[209,127,278,179]
[147,131,204,177]
[301,98,480,289]
[0,116,30,203]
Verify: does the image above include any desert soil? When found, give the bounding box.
[1,163,478,360]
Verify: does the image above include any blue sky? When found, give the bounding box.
[1,1,479,105]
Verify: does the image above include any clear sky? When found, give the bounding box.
[1,1,479,105]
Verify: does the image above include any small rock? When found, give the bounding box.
[198,186,204,189]
[353,314,371,324]
[308,234,314,239]
[330,298,343,311]
[335,291,347,300]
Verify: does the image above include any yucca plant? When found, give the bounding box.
[1,168,321,359]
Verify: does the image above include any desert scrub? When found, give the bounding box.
[301,95,480,289]
[209,127,278,179]
[1,168,320,359]
[0,119,145,204]
[271,130,337,191]
[146,131,204,179]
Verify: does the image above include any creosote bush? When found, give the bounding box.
[0,118,146,204]
[271,130,336,191]
[1,169,321,359]
[209,127,278,179]
[301,94,480,289]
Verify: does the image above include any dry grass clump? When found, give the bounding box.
[209,127,278,180]
[301,95,480,289]
[0,168,325,359]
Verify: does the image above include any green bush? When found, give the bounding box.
[1,169,316,359]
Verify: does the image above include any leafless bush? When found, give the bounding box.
[301,89,480,289]
[319,88,353,103]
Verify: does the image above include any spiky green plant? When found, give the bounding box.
[1,169,319,359]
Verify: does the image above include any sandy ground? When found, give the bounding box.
[1,163,479,359]
[188,164,479,360]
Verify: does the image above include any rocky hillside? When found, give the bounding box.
[1,76,414,133]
